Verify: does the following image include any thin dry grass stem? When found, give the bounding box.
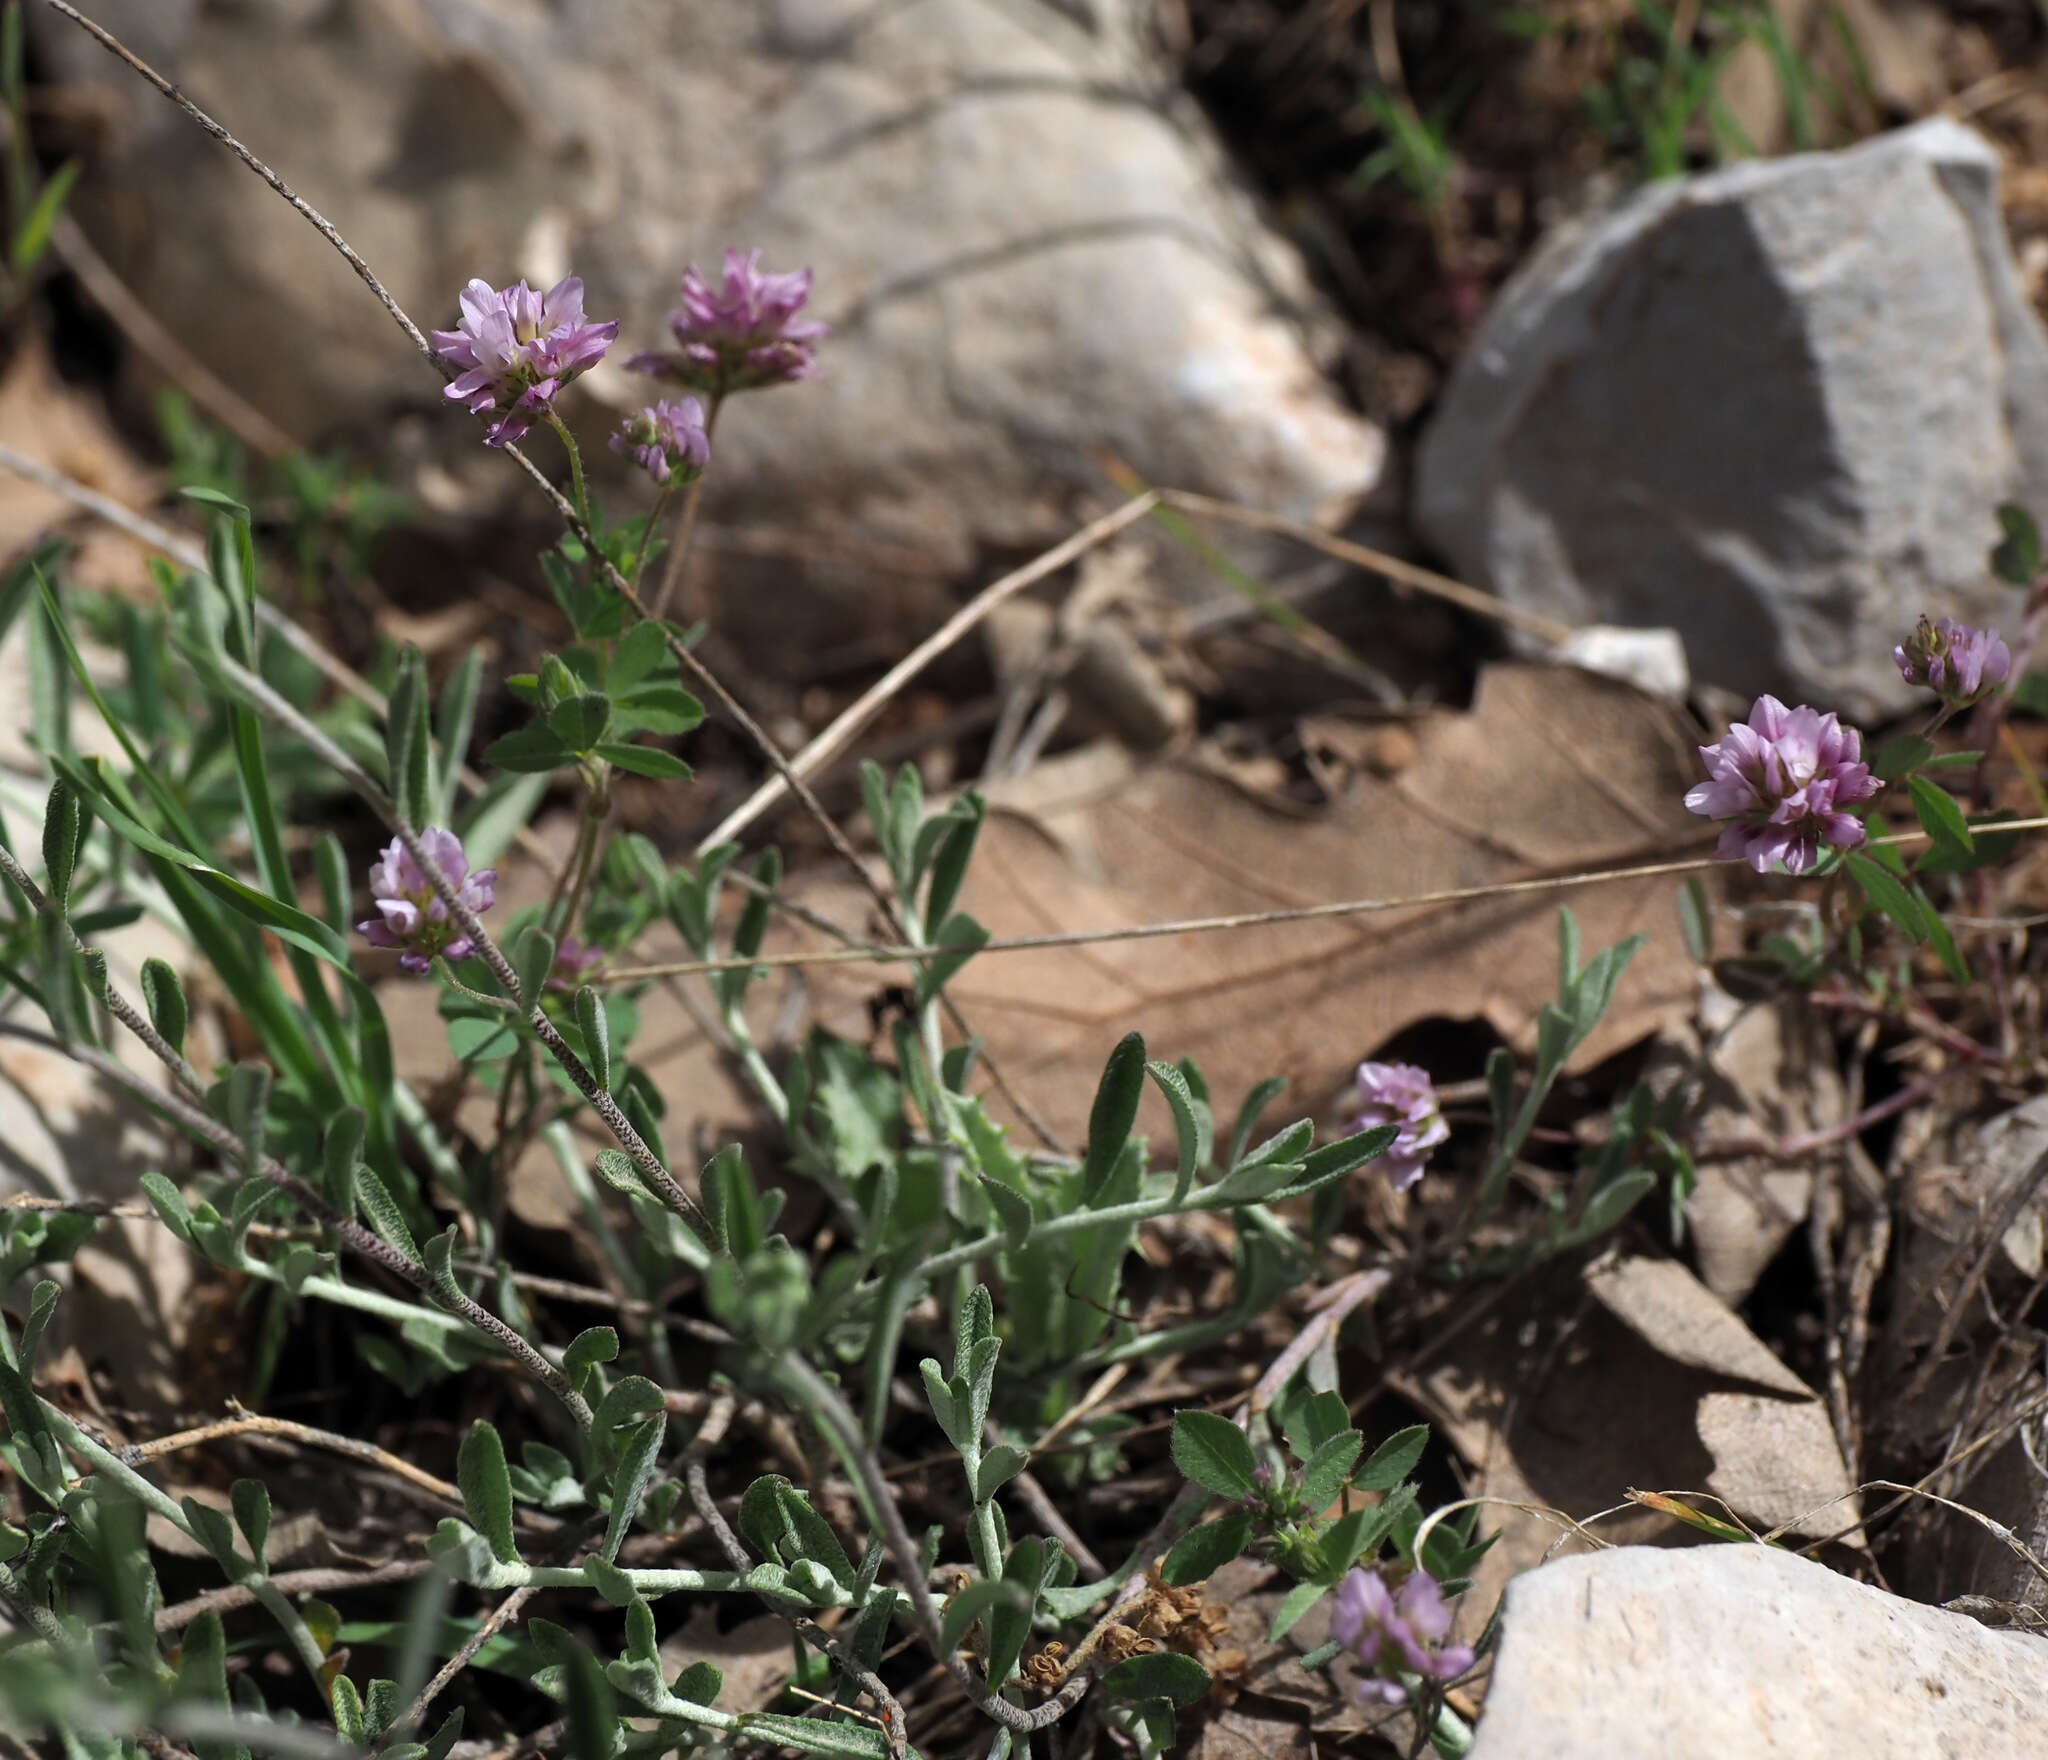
[680,1390,913,1758]
[1896,1145,2048,1411]
[396,1579,542,1739]
[696,489,1163,851]
[1157,489,1576,645]
[1858,1481,2048,1589]
[49,212,298,458]
[150,1561,433,1634]
[596,817,2048,984]
[121,1408,465,1510]
[1240,1268,1391,1418]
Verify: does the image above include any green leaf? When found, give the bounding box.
[974,1442,1030,1505]
[1871,734,1935,784]
[1907,775,1973,859]
[1170,1409,1259,1501]
[355,1167,420,1262]
[40,778,80,912]
[986,1535,1046,1687]
[1994,501,2042,586]
[53,756,354,971]
[1355,1424,1428,1493]
[1846,851,1929,942]
[10,159,79,273]
[1099,1651,1211,1708]
[1147,1058,1211,1199]
[332,1675,366,1746]
[913,910,988,1008]
[609,686,703,737]
[1916,881,1969,985]
[140,957,188,1057]
[607,621,670,694]
[1268,1580,1329,1643]
[385,648,432,827]
[1298,1430,1365,1511]
[1268,1123,1399,1200]
[512,925,556,1008]
[1160,1511,1253,1587]
[457,1421,522,1566]
[483,721,576,774]
[230,1478,272,1569]
[977,1174,1033,1248]
[939,1577,1021,1661]
[591,741,691,779]
[1080,1032,1147,1203]
[601,1418,663,1565]
[1678,875,1712,963]
[574,986,610,1091]
[547,692,612,753]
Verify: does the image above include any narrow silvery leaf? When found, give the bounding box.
[385,648,432,827]
[132,957,183,1051]
[355,1167,420,1263]
[321,1109,366,1214]
[1080,1031,1146,1204]
[1147,1059,1210,1199]
[974,1443,1029,1506]
[457,1421,522,1566]
[574,986,610,1091]
[230,1478,272,1570]
[601,1417,663,1565]
[40,778,79,912]
[512,925,556,1009]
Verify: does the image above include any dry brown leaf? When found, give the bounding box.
[0,340,159,594]
[1408,1252,1862,1647]
[812,663,1704,1142]
[658,1607,798,1715]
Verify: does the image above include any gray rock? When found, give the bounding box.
[38,0,1381,603]
[1416,120,2048,717]
[1471,1544,2048,1760]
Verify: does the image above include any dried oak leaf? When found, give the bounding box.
[809,664,1704,1142]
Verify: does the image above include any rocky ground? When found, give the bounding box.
[10,1,2048,1754]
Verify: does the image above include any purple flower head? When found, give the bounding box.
[546,936,607,994]
[628,248,826,395]
[608,397,711,487]
[1894,615,2012,709]
[357,828,497,975]
[1330,1565,1475,1706]
[1683,695,1880,876]
[1351,1061,1449,1193]
[432,275,619,447]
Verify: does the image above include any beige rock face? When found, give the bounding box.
[40,0,1382,606]
[1471,1544,2048,1760]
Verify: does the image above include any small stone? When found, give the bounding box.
[1470,1545,2048,1760]
[1417,119,2048,717]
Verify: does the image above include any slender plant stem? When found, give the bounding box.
[545,411,591,531]
[650,396,721,621]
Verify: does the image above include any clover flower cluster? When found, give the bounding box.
[430,246,823,478]
[432,276,618,448]
[1331,1564,1474,1705]
[1894,615,2012,710]
[357,829,497,974]
[628,248,828,396]
[1684,615,2013,875]
[1683,696,1880,875]
[608,396,710,488]
[1350,1062,1449,1193]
